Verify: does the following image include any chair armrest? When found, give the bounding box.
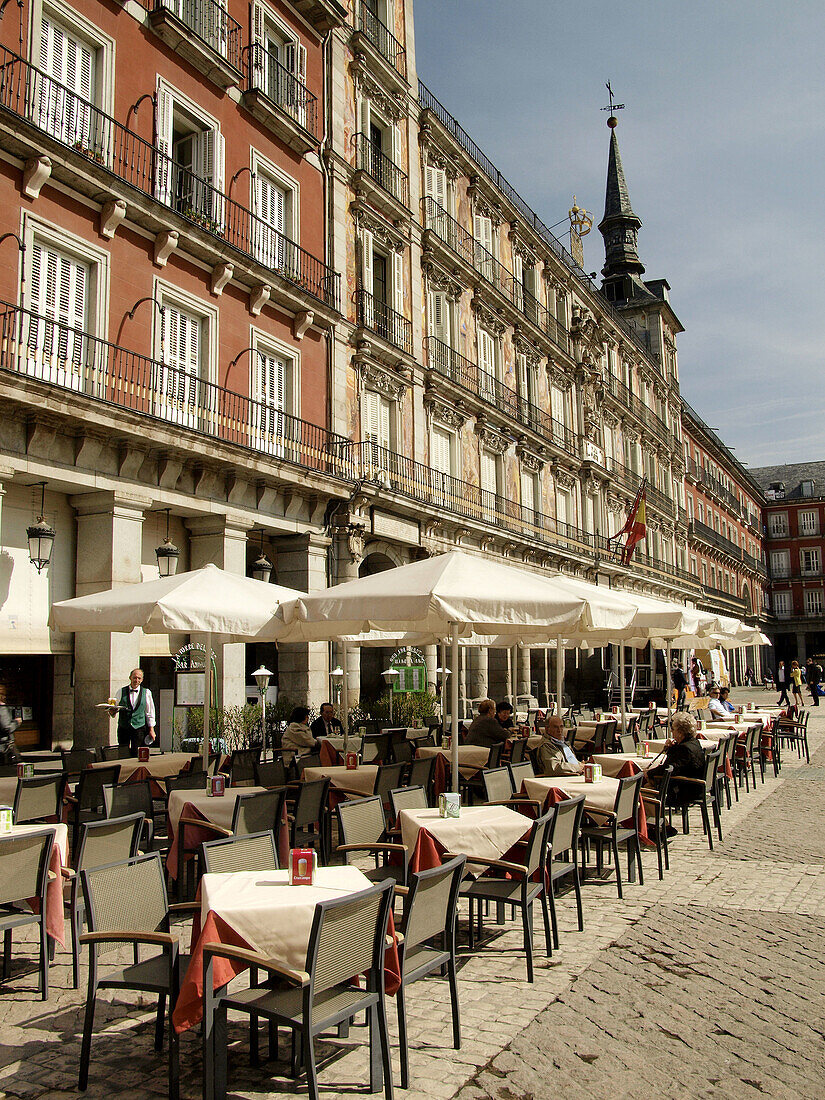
[80,931,176,947]
[444,852,528,875]
[336,842,408,855]
[168,902,200,914]
[61,866,76,879]
[178,816,232,838]
[674,777,707,787]
[202,941,308,987]
[393,884,409,896]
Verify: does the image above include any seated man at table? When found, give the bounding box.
[281,705,319,762]
[495,701,515,730]
[717,687,740,715]
[706,686,730,722]
[537,715,583,777]
[644,712,705,805]
[310,702,345,741]
[465,699,511,748]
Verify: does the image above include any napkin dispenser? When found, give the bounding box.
[17,763,34,779]
[636,740,645,758]
[289,848,317,885]
[0,805,12,833]
[138,746,150,763]
[442,734,452,750]
[209,774,226,797]
[438,792,460,818]
[583,762,602,784]
[345,751,358,770]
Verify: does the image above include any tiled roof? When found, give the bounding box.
[750,461,825,501]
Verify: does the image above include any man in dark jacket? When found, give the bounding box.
[310,702,346,739]
[806,659,821,707]
[645,712,706,806]
[465,699,510,748]
[671,661,688,708]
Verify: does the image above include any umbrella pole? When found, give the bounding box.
[203,631,212,775]
[619,644,627,737]
[506,648,512,702]
[341,640,349,748]
[439,639,446,722]
[666,642,673,730]
[556,636,564,718]
[451,624,459,795]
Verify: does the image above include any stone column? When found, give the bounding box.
[424,644,437,695]
[0,467,15,539]
[276,532,331,704]
[333,524,363,705]
[466,646,488,702]
[186,515,252,708]
[71,490,149,750]
[518,645,531,698]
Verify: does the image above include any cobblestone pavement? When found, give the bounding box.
[1,692,823,1100]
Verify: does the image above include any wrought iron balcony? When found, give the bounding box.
[356,290,413,356]
[245,43,319,143]
[689,519,744,562]
[425,337,576,455]
[148,0,243,84]
[421,197,569,354]
[353,133,408,207]
[356,0,406,78]
[0,303,351,479]
[606,458,675,517]
[0,49,338,310]
[602,372,671,443]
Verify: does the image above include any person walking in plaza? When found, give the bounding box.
[672,660,687,709]
[776,660,791,707]
[805,658,821,707]
[111,668,155,755]
[790,660,804,709]
[0,685,21,764]
[690,656,705,697]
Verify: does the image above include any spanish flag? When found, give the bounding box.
[620,489,647,565]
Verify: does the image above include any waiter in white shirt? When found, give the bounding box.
[112,668,156,755]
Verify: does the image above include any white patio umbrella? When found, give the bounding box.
[49,564,306,769]
[274,551,638,789]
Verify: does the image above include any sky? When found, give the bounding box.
[411,0,825,472]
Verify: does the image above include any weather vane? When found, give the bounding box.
[601,81,625,128]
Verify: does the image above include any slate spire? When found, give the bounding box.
[599,115,645,287]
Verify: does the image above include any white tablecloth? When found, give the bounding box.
[8,821,69,863]
[399,805,530,867]
[591,753,659,778]
[523,774,620,816]
[89,752,200,782]
[200,865,372,972]
[303,764,377,796]
[167,786,267,835]
[417,745,489,776]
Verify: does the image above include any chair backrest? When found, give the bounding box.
[228,748,261,786]
[373,763,405,802]
[485,742,504,769]
[548,793,585,856]
[231,787,286,838]
[625,715,638,739]
[292,777,330,829]
[407,755,434,795]
[619,733,636,753]
[723,731,738,766]
[508,760,534,790]
[0,827,54,906]
[294,753,322,775]
[613,772,643,823]
[388,785,427,820]
[164,772,206,797]
[337,795,385,858]
[391,739,414,764]
[201,830,279,873]
[746,725,761,752]
[523,810,553,877]
[103,779,153,823]
[654,765,674,813]
[187,755,206,774]
[81,852,169,936]
[402,854,466,952]
[509,738,527,765]
[481,766,514,802]
[100,745,132,761]
[697,708,712,722]
[638,710,654,735]
[254,759,288,789]
[61,748,96,776]
[362,733,392,763]
[308,878,394,995]
[76,765,121,812]
[703,748,721,786]
[12,772,66,824]
[75,813,144,873]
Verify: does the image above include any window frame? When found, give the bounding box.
[250,147,299,245]
[31,0,116,118]
[153,277,218,389]
[250,324,299,420]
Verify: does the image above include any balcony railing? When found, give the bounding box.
[356,0,406,77]
[354,133,408,206]
[701,585,747,614]
[150,0,244,71]
[0,303,351,478]
[606,458,676,516]
[689,519,743,562]
[356,289,413,356]
[425,337,576,455]
[0,48,338,309]
[247,43,319,140]
[422,197,569,353]
[602,372,671,442]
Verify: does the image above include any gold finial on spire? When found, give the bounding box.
[568,195,593,267]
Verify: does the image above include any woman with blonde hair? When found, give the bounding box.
[790,660,804,708]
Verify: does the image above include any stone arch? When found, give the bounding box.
[358,543,413,698]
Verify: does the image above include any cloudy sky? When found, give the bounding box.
[411,0,825,471]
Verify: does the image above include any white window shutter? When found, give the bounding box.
[358,95,370,138]
[378,393,391,449]
[360,229,374,324]
[363,388,379,443]
[197,128,225,230]
[521,471,535,515]
[425,165,447,209]
[251,3,264,88]
[392,250,404,316]
[154,85,174,207]
[429,290,448,343]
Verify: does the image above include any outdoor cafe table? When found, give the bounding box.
[166,785,277,880]
[416,744,489,776]
[398,805,531,875]
[172,865,401,1032]
[521,774,650,844]
[303,763,378,797]
[6,821,69,947]
[591,752,661,778]
[88,752,200,783]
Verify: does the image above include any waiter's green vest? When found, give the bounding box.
[119,685,147,730]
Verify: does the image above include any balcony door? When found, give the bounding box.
[157,303,201,428]
[250,347,287,458]
[480,449,498,521]
[155,86,225,231]
[36,16,95,150]
[251,7,307,124]
[254,170,286,272]
[27,240,87,391]
[431,424,456,509]
[363,388,393,484]
[477,325,497,404]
